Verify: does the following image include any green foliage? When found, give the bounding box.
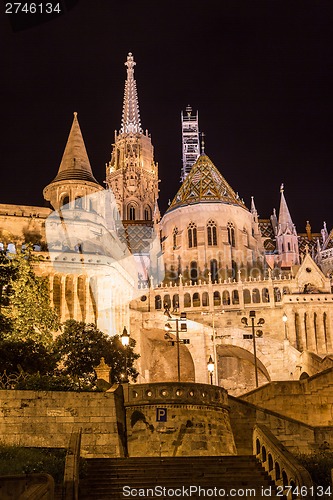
[0,248,59,343]
[14,373,81,391]
[296,451,333,488]
[0,445,66,483]
[55,320,140,386]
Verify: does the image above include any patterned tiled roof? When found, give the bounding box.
[298,234,320,255]
[167,154,246,212]
[118,222,154,254]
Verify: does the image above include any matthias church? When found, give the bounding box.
[1,53,333,395]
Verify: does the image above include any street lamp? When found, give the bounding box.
[241,311,265,388]
[207,355,214,385]
[164,306,189,382]
[282,313,288,339]
[120,326,130,383]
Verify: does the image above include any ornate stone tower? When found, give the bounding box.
[43,112,103,211]
[275,184,300,268]
[106,53,159,223]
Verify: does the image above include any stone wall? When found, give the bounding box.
[0,386,126,458]
[228,396,333,455]
[124,382,236,457]
[240,368,333,426]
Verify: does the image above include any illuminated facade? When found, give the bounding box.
[0,53,333,395]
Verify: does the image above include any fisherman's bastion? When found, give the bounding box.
[0,52,333,398]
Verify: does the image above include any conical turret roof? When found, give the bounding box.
[167,154,245,212]
[278,184,296,234]
[50,112,100,185]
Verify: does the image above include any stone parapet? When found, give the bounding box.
[124,382,228,408]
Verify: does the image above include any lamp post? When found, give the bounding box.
[120,326,130,383]
[164,306,189,382]
[282,313,288,340]
[207,355,214,385]
[241,311,265,388]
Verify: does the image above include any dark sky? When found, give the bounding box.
[1,0,333,233]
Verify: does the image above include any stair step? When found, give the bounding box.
[79,455,285,500]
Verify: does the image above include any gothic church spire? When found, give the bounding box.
[120,53,143,134]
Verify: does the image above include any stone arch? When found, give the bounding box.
[193,292,200,307]
[184,293,191,308]
[215,339,271,394]
[145,329,195,383]
[213,291,221,306]
[202,292,209,307]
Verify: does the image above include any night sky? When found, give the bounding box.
[1,0,333,233]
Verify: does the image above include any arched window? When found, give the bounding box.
[163,295,171,309]
[283,286,290,295]
[190,261,198,284]
[184,293,191,308]
[227,222,235,247]
[202,292,209,307]
[173,227,178,250]
[207,220,217,246]
[243,227,249,246]
[172,294,179,311]
[213,291,221,306]
[243,289,251,304]
[155,295,162,310]
[232,290,239,305]
[75,197,83,209]
[144,206,152,221]
[62,195,69,208]
[252,289,261,303]
[188,222,197,248]
[262,288,270,303]
[222,290,230,305]
[128,204,136,220]
[193,292,200,307]
[210,259,218,282]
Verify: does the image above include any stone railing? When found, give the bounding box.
[254,424,313,499]
[63,428,82,500]
[124,382,228,408]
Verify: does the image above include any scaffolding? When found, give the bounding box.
[181,105,200,182]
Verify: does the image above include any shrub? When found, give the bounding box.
[296,451,333,489]
[0,445,66,483]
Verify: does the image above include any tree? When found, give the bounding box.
[55,320,140,386]
[0,338,59,375]
[0,248,59,344]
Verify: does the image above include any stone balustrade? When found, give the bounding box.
[254,424,313,499]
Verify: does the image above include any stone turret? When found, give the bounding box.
[43,112,102,212]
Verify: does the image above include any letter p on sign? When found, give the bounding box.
[156,408,167,422]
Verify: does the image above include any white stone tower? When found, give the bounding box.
[181,105,200,182]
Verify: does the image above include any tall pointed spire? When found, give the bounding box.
[120,53,143,134]
[278,183,294,233]
[275,184,300,267]
[251,196,258,219]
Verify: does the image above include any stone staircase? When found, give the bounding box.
[79,455,284,499]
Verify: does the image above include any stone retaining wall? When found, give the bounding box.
[0,386,126,458]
